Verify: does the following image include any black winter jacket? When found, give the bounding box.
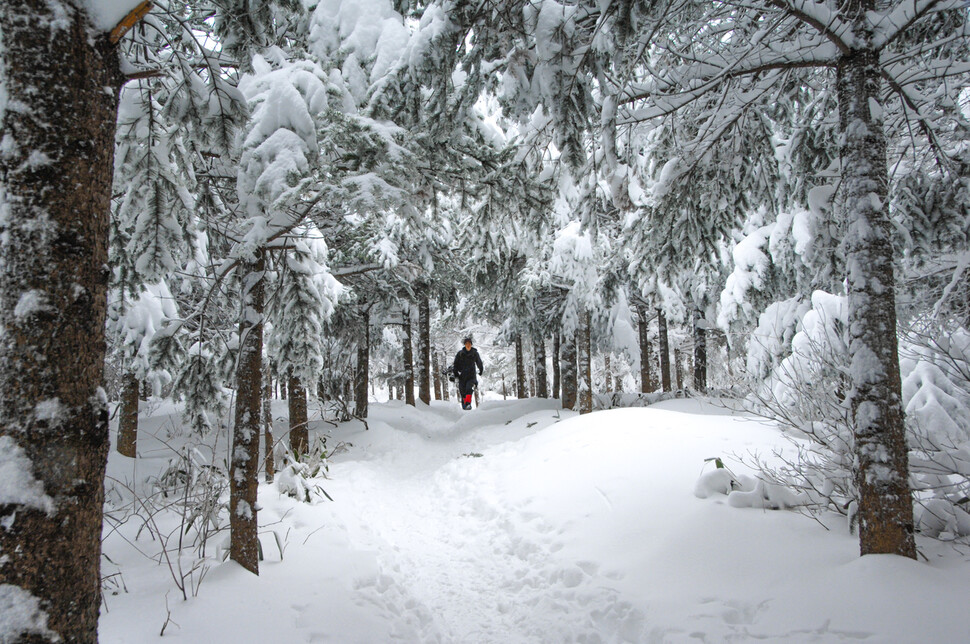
[453,347,483,380]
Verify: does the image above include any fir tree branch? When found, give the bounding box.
[764,0,853,55]
[871,0,961,52]
[880,67,955,173]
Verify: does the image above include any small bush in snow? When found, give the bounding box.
[276,437,345,503]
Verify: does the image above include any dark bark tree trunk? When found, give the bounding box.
[515,335,527,399]
[560,333,577,409]
[402,309,415,406]
[533,334,548,398]
[837,34,915,558]
[638,307,653,393]
[674,347,684,390]
[0,2,121,639]
[262,364,274,483]
[117,371,139,458]
[440,352,449,401]
[417,294,431,405]
[288,376,308,456]
[693,308,708,394]
[280,378,287,400]
[604,354,612,393]
[230,256,264,575]
[578,311,593,414]
[432,349,442,400]
[658,310,672,392]
[354,308,369,418]
[552,333,561,399]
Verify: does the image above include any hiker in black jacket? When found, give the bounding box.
[453,336,483,410]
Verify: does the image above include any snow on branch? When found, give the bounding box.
[880,66,958,169]
[869,0,966,51]
[618,47,839,120]
[765,0,854,53]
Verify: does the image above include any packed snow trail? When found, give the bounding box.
[325,399,645,642]
[99,397,970,643]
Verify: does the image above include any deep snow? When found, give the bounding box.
[99,397,970,643]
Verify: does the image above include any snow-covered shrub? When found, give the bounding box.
[105,443,228,600]
[732,292,970,539]
[901,325,970,538]
[151,448,229,545]
[741,291,858,518]
[275,437,341,503]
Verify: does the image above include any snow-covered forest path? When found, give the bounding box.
[326,399,644,642]
[100,398,970,643]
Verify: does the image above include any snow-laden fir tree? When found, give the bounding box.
[603,0,970,558]
[268,234,341,452]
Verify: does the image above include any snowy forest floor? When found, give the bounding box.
[100,396,970,643]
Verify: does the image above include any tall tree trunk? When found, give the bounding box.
[533,334,548,398]
[0,2,120,639]
[560,333,577,409]
[674,347,684,390]
[262,364,274,483]
[417,294,431,405]
[658,310,672,392]
[638,307,653,393]
[403,309,415,406]
[354,308,369,418]
[552,333,561,399]
[578,311,593,414]
[432,349,442,400]
[515,335,527,399]
[288,376,308,456]
[604,354,612,393]
[117,371,139,458]
[230,256,264,575]
[280,378,287,400]
[440,352,449,401]
[693,308,707,394]
[837,38,915,558]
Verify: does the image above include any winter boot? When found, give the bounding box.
[464,393,472,410]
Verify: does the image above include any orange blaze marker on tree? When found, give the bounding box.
[109,0,153,44]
